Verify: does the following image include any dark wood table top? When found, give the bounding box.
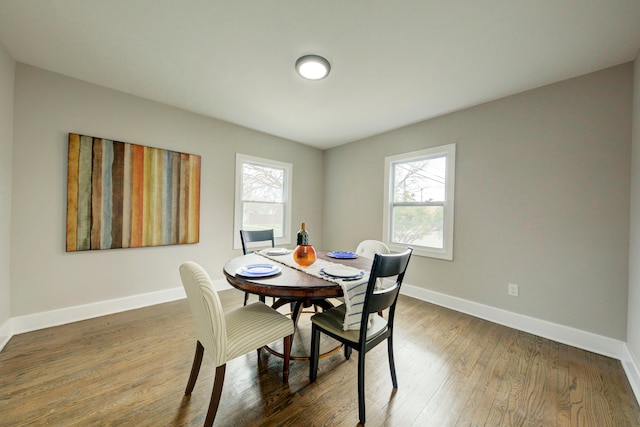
[223,250,372,300]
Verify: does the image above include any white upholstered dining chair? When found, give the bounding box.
[356,240,390,292]
[355,239,390,259]
[179,261,294,427]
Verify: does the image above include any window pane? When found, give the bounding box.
[393,156,446,203]
[242,202,284,237]
[391,205,444,248]
[242,163,284,202]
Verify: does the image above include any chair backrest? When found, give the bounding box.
[240,229,275,255]
[356,240,391,289]
[359,248,413,332]
[355,240,390,259]
[180,262,227,366]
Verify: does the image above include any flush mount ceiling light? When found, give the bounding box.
[295,55,331,80]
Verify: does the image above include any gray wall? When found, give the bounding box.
[629,53,640,365]
[0,42,14,341]
[9,64,324,317]
[323,63,632,340]
[4,60,636,344]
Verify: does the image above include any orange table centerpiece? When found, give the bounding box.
[293,221,317,267]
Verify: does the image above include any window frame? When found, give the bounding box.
[383,143,456,260]
[233,153,292,249]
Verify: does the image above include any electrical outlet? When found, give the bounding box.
[508,283,519,297]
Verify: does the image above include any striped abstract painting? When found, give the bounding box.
[66,133,201,251]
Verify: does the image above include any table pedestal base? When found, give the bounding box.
[266,297,342,361]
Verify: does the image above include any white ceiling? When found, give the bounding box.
[0,1,639,149]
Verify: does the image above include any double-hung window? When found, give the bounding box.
[383,144,456,260]
[234,154,292,249]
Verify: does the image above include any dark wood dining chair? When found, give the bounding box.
[239,229,275,305]
[180,261,293,427]
[308,248,413,425]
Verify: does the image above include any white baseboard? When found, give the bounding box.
[623,344,640,404]
[11,286,186,336]
[0,318,11,352]
[1,279,232,353]
[400,282,625,360]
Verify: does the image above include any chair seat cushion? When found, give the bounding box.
[225,302,294,361]
[310,304,388,344]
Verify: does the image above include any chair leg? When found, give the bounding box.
[357,349,367,425]
[185,341,204,395]
[344,345,352,360]
[283,335,292,383]
[388,335,398,388]
[204,364,226,427]
[309,326,320,382]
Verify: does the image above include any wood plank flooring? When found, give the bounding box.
[1,289,639,426]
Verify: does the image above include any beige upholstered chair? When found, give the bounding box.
[355,239,390,259]
[309,248,413,425]
[180,261,294,427]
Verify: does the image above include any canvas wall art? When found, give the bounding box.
[66,133,201,251]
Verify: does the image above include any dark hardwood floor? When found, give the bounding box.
[1,289,639,426]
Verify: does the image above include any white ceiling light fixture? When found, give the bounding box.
[295,55,331,80]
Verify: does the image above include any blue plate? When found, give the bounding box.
[320,271,365,281]
[320,267,365,281]
[327,251,358,259]
[236,264,281,278]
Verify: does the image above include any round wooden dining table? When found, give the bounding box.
[223,250,372,360]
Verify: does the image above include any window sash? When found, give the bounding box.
[390,205,445,249]
[241,162,285,203]
[240,201,285,238]
[392,155,447,203]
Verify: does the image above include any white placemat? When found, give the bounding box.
[258,251,370,330]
